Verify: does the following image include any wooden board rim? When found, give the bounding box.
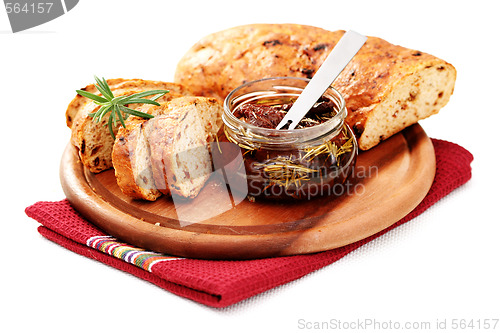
[60,124,435,259]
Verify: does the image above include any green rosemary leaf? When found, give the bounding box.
[108,114,115,140]
[94,81,113,101]
[151,92,168,101]
[97,104,112,123]
[116,106,127,127]
[122,98,161,106]
[110,95,130,104]
[118,95,161,106]
[75,89,108,103]
[120,105,155,118]
[93,76,114,100]
[112,104,120,126]
[92,81,107,99]
[76,76,166,139]
[122,90,169,100]
[99,77,114,99]
[92,104,110,123]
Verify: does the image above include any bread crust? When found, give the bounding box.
[174,24,456,150]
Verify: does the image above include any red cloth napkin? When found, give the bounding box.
[25,139,473,308]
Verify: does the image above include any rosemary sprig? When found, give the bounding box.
[76,76,169,139]
[254,157,316,188]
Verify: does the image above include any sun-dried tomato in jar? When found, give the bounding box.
[233,96,336,129]
[219,77,358,201]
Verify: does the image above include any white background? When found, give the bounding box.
[1,1,499,332]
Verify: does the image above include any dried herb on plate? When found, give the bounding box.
[76,76,169,139]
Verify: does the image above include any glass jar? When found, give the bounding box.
[220,77,357,201]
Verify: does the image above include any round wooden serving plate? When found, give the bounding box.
[60,124,435,259]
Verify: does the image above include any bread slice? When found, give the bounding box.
[146,97,223,199]
[174,24,456,150]
[67,79,192,173]
[113,97,223,200]
[112,111,161,201]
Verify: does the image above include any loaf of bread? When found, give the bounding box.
[174,24,456,150]
[66,79,192,173]
[112,97,223,200]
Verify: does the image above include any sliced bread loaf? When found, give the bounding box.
[68,79,192,173]
[113,97,223,200]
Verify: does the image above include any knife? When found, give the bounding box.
[276,30,367,130]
